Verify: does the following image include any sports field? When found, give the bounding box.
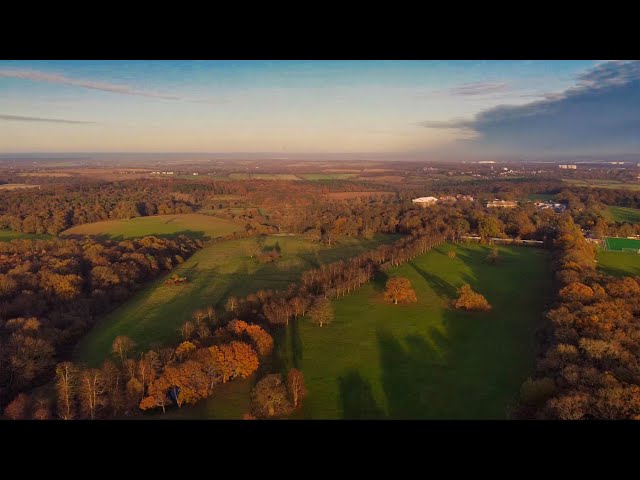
[563,179,640,191]
[603,236,640,252]
[75,234,400,367]
[177,243,551,420]
[61,213,244,240]
[597,251,640,277]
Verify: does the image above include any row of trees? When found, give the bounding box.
[516,216,640,419]
[0,235,201,409]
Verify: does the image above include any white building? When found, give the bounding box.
[412,196,438,207]
[559,164,577,169]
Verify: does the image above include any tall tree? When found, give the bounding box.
[384,277,417,305]
[55,362,78,420]
[308,299,334,327]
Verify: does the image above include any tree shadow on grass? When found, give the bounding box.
[338,370,385,419]
[290,317,303,369]
[371,270,389,293]
[409,262,457,299]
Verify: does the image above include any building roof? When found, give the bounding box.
[412,196,438,202]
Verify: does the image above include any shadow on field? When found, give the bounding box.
[63,229,210,242]
[338,370,385,419]
[409,262,457,299]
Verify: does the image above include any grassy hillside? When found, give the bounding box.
[75,234,399,366]
[61,213,244,240]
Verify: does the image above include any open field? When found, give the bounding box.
[75,234,400,367]
[18,172,73,177]
[602,206,640,224]
[0,183,40,190]
[324,191,395,200]
[61,213,244,240]
[0,230,51,242]
[603,236,640,252]
[228,173,301,181]
[299,173,357,180]
[563,179,640,191]
[278,243,552,419]
[525,193,556,201]
[597,251,640,277]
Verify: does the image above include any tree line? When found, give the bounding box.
[516,215,640,419]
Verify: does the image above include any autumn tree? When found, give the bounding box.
[308,298,334,327]
[175,341,196,362]
[250,374,293,418]
[287,368,307,409]
[79,368,106,420]
[454,284,491,311]
[55,362,78,420]
[139,375,172,413]
[4,393,30,420]
[112,336,136,364]
[384,277,417,305]
[447,250,456,259]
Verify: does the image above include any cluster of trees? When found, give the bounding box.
[3,317,273,419]
[0,235,200,409]
[517,216,640,419]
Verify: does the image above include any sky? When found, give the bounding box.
[1,60,638,159]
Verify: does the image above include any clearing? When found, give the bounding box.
[597,250,640,277]
[61,213,244,240]
[324,191,395,200]
[75,234,400,367]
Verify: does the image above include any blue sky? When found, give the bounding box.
[3,60,635,157]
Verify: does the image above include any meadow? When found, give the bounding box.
[61,213,243,240]
[602,205,640,224]
[177,243,551,420]
[563,179,640,191]
[274,243,552,419]
[75,234,399,367]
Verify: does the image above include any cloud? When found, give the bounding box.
[420,60,640,154]
[0,68,181,100]
[0,114,95,124]
[448,81,510,96]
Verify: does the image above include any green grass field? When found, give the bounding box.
[280,244,551,419]
[299,173,357,181]
[604,236,640,252]
[0,230,51,242]
[61,214,244,240]
[597,251,640,277]
[563,179,640,191]
[177,243,551,420]
[525,193,556,202]
[601,206,640,224]
[75,234,399,367]
[228,173,301,181]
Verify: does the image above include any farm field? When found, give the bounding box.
[597,251,640,277]
[324,191,395,200]
[602,206,640,224]
[277,243,552,419]
[61,213,244,240]
[228,173,301,181]
[563,179,640,190]
[0,183,40,190]
[75,234,400,367]
[0,230,51,242]
[299,173,357,180]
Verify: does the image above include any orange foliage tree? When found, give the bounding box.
[454,284,491,311]
[384,277,417,305]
